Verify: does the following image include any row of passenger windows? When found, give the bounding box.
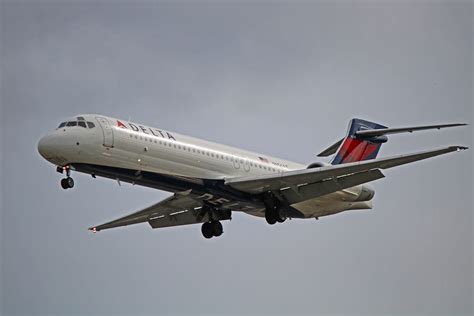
[128,133,281,172]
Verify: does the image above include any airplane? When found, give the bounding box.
[37,115,468,239]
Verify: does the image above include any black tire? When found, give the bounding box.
[265,210,277,225]
[66,177,74,188]
[201,222,213,239]
[212,221,223,237]
[60,178,69,190]
[276,208,286,223]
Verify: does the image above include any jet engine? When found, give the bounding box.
[307,161,330,169]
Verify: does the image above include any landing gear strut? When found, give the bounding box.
[201,221,223,239]
[60,166,74,190]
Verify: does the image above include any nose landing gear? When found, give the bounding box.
[61,177,74,189]
[59,166,75,190]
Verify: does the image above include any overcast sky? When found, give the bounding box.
[1,1,472,315]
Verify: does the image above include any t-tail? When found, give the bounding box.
[331,119,388,164]
[317,118,467,165]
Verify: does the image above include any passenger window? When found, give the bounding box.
[58,122,66,128]
[78,121,87,128]
[66,121,77,127]
[86,122,95,128]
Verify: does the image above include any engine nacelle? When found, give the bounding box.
[354,184,375,201]
[307,161,330,169]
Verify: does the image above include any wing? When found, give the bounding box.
[89,190,230,232]
[226,146,467,203]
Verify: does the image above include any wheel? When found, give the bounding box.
[201,222,213,239]
[66,177,74,188]
[265,210,277,225]
[211,221,223,237]
[60,178,69,190]
[275,208,286,223]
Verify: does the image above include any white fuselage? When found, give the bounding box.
[38,114,373,218]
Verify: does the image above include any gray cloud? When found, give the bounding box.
[1,1,472,315]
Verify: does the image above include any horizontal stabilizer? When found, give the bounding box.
[317,138,344,157]
[355,123,467,137]
[317,122,467,158]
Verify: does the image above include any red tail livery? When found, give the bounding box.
[331,119,388,165]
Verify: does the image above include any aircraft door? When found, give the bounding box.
[232,156,240,169]
[96,116,114,148]
[243,158,250,172]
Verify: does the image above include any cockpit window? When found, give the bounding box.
[58,119,95,129]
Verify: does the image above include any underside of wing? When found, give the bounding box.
[89,191,231,232]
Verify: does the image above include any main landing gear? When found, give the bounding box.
[58,166,75,190]
[201,221,223,239]
[198,204,229,239]
[265,207,286,225]
[264,193,287,225]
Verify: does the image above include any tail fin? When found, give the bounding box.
[318,119,467,165]
[331,118,388,165]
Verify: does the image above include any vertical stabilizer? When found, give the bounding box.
[331,119,388,165]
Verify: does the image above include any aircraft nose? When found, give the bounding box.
[37,134,57,159]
